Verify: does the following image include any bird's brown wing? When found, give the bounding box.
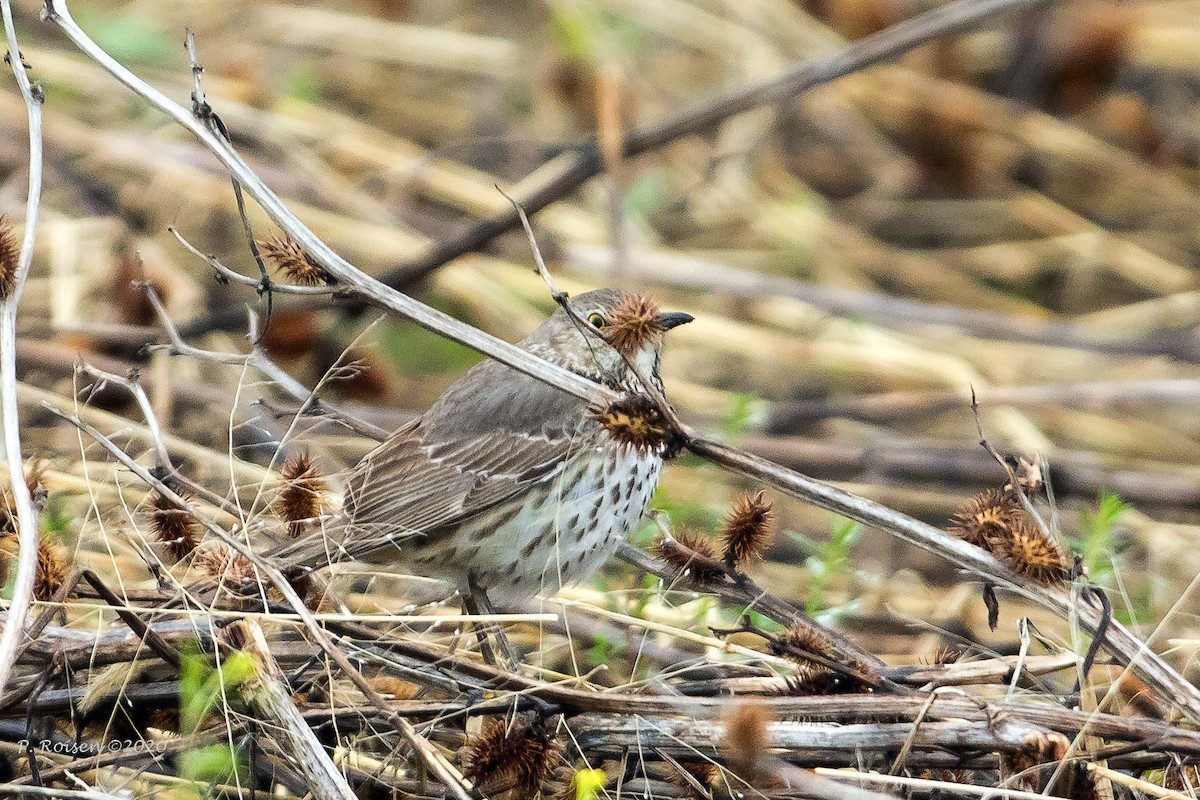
[279,358,594,565]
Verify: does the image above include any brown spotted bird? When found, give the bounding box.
[278,289,692,602]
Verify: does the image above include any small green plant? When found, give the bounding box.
[790,515,862,617]
[1074,489,1131,586]
[176,645,255,791]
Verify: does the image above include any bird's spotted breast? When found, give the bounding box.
[417,438,662,602]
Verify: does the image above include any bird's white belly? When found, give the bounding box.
[415,443,661,601]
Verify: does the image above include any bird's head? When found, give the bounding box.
[527,288,693,389]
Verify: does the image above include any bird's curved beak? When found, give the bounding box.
[656,311,695,331]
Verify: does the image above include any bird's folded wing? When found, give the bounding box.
[275,359,595,566]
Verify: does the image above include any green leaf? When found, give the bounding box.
[179,743,245,785]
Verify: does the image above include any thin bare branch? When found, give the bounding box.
[168,225,334,296]
[0,0,46,704]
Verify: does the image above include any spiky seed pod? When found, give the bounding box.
[200,545,258,596]
[147,490,201,563]
[668,760,721,792]
[603,293,664,355]
[773,624,872,680]
[593,394,672,453]
[0,215,18,301]
[774,624,835,663]
[370,676,419,701]
[462,720,560,793]
[259,236,336,287]
[652,529,726,584]
[722,702,770,785]
[783,669,870,696]
[0,533,70,602]
[991,518,1069,585]
[0,461,49,534]
[931,644,962,665]
[721,490,774,566]
[33,535,68,602]
[287,572,327,612]
[275,452,327,538]
[950,488,1022,549]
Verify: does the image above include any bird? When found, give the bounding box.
[278,288,693,605]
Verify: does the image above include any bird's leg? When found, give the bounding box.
[465,573,523,671]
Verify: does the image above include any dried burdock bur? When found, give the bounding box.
[112,250,166,328]
[604,293,665,355]
[275,451,327,538]
[1001,730,1071,794]
[949,488,1021,549]
[1058,762,1102,800]
[34,535,68,602]
[369,675,419,701]
[0,214,18,301]
[773,624,871,678]
[782,669,869,696]
[721,489,775,565]
[1010,1,1135,114]
[326,347,394,403]
[722,702,770,786]
[652,529,725,584]
[991,518,1069,585]
[286,571,327,612]
[930,644,962,665]
[1,533,70,602]
[200,544,258,595]
[774,624,836,663]
[668,760,721,792]
[259,235,336,287]
[462,719,561,793]
[259,308,322,360]
[147,490,201,563]
[593,394,672,453]
[0,461,49,534]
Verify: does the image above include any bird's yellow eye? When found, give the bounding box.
[587,312,606,329]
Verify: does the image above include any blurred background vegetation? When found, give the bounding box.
[2,0,1199,684]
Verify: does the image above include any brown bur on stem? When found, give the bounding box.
[0,215,18,301]
[949,488,1068,586]
[274,452,327,539]
[259,235,336,287]
[461,719,561,794]
[720,489,775,567]
[146,490,202,563]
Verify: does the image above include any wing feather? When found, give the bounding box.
[332,359,594,559]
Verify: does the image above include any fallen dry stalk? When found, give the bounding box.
[234,619,356,800]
